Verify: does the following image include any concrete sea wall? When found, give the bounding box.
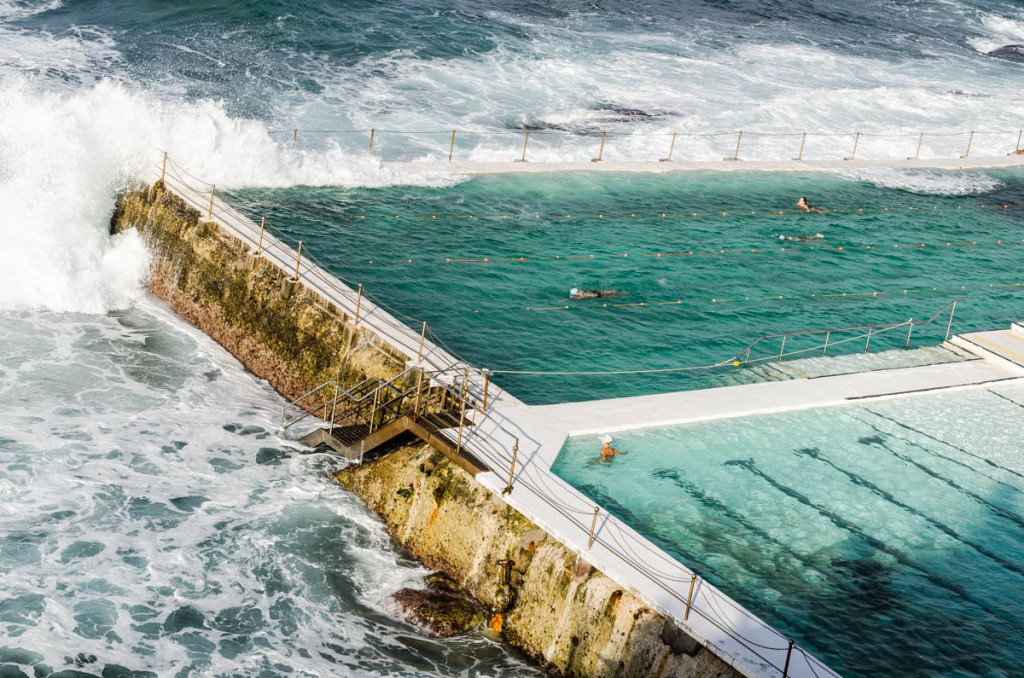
[110,182,406,405]
[110,181,740,678]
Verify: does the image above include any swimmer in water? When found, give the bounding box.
[796,196,824,214]
[777,233,824,243]
[570,287,620,300]
[589,434,628,464]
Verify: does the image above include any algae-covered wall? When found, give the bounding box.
[336,445,739,678]
[112,181,740,678]
[110,182,405,405]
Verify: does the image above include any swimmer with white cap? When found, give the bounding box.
[570,287,620,300]
[596,433,626,461]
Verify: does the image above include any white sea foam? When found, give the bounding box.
[0,73,462,314]
[967,14,1024,54]
[0,300,535,676]
[831,168,1002,196]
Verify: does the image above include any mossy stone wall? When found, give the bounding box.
[110,182,405,405]
[337,445,739,678]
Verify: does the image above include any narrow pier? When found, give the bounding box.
[389,153,1024,175]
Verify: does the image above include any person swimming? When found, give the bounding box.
[796,196,824,213]
[591,434,627,463]
[570,287,620,300]
[777,233,824,243]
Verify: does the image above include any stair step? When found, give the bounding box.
[331,423,372,446]
[420,411,473,429]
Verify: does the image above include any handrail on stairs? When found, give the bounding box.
[280,363,487,434]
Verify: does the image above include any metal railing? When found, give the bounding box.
[731,297,965,367]
[267,124,1024,164]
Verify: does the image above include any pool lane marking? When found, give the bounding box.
[724,458,1024,629]
[339,238,1024,267]
[425,283,977,317]
[343,203,1021,222]
[864,408,1024,486]
[850,411,1024,499]
[796,446,1024,579]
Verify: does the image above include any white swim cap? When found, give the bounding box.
[779,234,785,240]
[570,287,580,295]
[599,433,613,444]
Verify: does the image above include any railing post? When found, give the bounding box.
[660,132,677,162]
[329,384,338,435]
[483,370,491,411]
[725,131,742,161]
[822,330,830,356]
[945,299,958,341]
[782,640,794,678]
[417,321,427,364]
[208,185,215,220]
[368,128,375,154]
[684,574,697,620]
[515,131,530,163]
[413,369,424,423]
[354,284,363,328]
[455,369,468,455]
[909,132,923,160]
[791,132,806,161]
[502,439,519,495]
[778,335,786,363]
[844,132,860,161]
[256,217,266,256]
[905,320,914,348]
[591,131,607,162]
[864,326,873,353]
[292,128,298,148]
[448,129,456,162]
[587,506,599,548]
[294,241,303,281]
[160,152,167,183]
[961,131,974,158]
[369,388,380,433]
[1012,130,1023,155]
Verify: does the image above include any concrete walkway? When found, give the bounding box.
[389,153,1024,176]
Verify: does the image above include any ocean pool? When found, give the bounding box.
[552,385,1024,677]
[226,168,1024,404]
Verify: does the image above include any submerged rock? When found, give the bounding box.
[392,572,485,637]
[988,44,1024,63]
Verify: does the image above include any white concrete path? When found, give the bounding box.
[389,153,1024,176]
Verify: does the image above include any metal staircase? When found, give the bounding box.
[281,366,490,474]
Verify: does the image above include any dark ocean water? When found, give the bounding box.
[4,0,1024,675]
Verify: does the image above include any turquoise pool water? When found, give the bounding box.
[552,386,1024,677]
[226,168,1024,404]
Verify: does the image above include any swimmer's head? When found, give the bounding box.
[779,234,786,240]
[570,287,580,296]
[599,433,613,444]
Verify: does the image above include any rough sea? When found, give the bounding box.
[3,1,1024,675]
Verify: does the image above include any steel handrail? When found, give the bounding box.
[727,296,966,365]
